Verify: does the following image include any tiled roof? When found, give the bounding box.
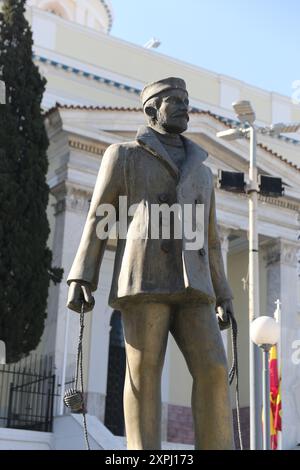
[34,55,141,96]
[44,104,142,117]
[190,108,300,144]
[44,104,300,173]
[35,55,300,147]
[192,109,300,172]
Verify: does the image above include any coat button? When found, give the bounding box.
[199,248,206,256]
[161,240,171,253]
[158,193,169,204]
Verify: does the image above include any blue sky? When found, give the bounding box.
[110,0,300,98]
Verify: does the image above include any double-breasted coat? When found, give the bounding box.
[67,126,233,309]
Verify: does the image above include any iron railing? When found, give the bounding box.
[0,355,55,432]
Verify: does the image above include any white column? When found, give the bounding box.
[218,226,231,353]
[86,249,115,422]
[42,185,93,411]
[265,238,300,449]
[48,182,115,420]
[40,183,102,413]
[219,226,231,275]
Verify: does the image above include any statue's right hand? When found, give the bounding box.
[67,281,95,313]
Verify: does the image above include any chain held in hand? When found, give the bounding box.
[64,302,90,450]
[228,311,243,450]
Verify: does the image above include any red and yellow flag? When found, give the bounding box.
[269,345,282,450]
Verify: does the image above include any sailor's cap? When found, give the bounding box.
[141,77,187,106]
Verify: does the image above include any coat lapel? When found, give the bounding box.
[136,126,179,180]
[136,126,209,185]
[179,136,209,187]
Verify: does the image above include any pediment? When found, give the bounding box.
[187,113,300,190]
[46,105,300,196]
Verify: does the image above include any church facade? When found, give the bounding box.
[9,0,300,448]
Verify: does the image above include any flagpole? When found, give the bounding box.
[262,345,271,450]
[274,299,282,450]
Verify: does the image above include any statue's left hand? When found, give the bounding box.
[216,299,235,331]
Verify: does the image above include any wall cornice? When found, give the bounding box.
[69,138,106,157]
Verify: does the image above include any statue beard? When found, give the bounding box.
[155,110,189,135]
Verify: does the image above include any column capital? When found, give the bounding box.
[51,183,92,215]
[264,238,299,268]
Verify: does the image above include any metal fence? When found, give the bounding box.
[0,355,55,432]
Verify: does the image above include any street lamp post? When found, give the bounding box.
[218,101,262,449]
[262,344,271,450]
[250,316,280,450]
[248,121,262,452]
[216,102,300,449]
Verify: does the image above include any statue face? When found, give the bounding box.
[154,89,189,134]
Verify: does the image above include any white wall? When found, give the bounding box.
[0,428,52,450]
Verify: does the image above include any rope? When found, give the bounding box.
[228,311,243,450]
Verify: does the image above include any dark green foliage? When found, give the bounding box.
[0,0,62,363]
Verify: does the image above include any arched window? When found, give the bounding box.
[40,1,69,20]
[46,8,63,18]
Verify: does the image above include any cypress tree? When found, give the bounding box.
[0,0,62,363]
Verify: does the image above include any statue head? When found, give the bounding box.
[141,77,189,135]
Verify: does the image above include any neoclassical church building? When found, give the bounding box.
[2,0,300,449]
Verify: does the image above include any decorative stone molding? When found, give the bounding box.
[264,239,299,268]
[215,184,300,213]
[66,188,91,213]
[35,55,141,96]
[28,0,114,33]
[53,198,66,216]
[69,138,107,157]
[258,194,300,212]
[282,243,300,268]
[51,183,92,215]
[264,241,281,266]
